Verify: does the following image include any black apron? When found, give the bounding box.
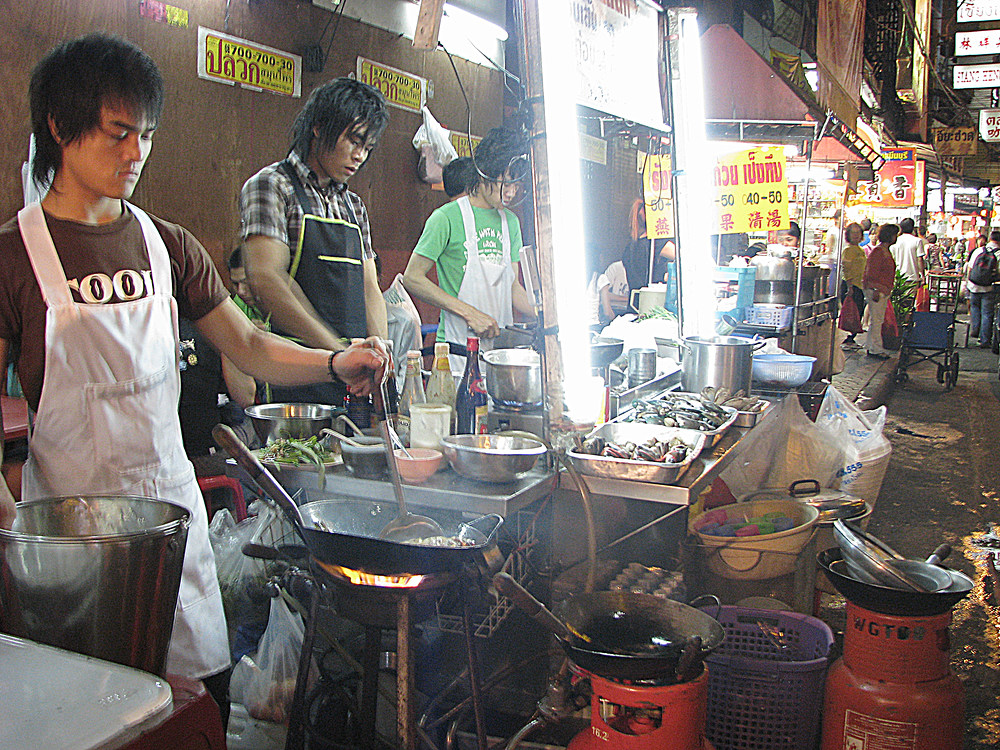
[269,161,367,406]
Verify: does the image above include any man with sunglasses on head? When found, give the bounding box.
[240,77,389,405]
[403,128,537,371]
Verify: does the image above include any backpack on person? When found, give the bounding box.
[969,249,998,286]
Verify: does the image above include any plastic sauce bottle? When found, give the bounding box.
[455,337,488,434]
[425,342,458,432]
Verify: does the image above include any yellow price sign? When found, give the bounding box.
[357,58,426,113]
[713,147,789,234]
[641,152,674,239]
[198,28,301,97]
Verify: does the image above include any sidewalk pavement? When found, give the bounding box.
[829,343,898,410]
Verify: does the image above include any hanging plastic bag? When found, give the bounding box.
[229,595,306,725]
[412,106,459,184]
[384,273,422,387]
[914,285,930,312]
[837,295,863,334]
[881,298,900,348]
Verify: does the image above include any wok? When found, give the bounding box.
[818,548,974,617]
[493,573,724,682]
[591,336,624,369]
[213,424,503,576]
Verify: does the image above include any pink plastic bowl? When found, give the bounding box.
[393,448,443,483]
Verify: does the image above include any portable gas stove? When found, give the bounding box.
[285,557,490,750]
[567,665,714,750]
[487,399,547,436]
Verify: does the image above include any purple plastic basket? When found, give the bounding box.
[701,606,834,750]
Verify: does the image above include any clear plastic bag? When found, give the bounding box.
[229,596,305,725]
[720,394,847,498]
[412,106,458,184]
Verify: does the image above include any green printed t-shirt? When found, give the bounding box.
[412,200,522,340]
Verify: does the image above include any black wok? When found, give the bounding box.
[818,548,974,617]
[493,573,724,682]
[213,424,503,576]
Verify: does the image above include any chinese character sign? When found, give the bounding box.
[712,147,789,234]
[848,148,919,208]
[641,152,674,239]
[956,29,1000,55]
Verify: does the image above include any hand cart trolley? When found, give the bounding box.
[895,310,959,390]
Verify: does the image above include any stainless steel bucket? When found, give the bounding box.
[483,348,542,408]
[0,495,189,676]
[680,335,764,394]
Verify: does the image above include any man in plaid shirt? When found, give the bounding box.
[240,78,389,404]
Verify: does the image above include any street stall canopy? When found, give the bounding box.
[701,23,878,170]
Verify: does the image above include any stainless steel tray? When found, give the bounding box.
[734,399,771,427]
[567,423,708,485]
[616,392,738,446]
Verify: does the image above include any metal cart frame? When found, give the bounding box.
[895,310,960,390]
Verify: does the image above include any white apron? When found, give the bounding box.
[17,201,230,679]
[441,196,515,372]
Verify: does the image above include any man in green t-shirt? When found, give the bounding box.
[403,128,536,368]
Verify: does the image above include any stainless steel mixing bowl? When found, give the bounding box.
[245,403,340,443]
[440,434,547,483]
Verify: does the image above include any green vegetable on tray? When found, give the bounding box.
[634,305,677,322]
[257,435,336,489]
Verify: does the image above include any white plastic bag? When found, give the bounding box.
[412,107,458,184]
[720,394,847,498]
[230,596,305,725]
[815,385,892,505]
[384,273,422,387]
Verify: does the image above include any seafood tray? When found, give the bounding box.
[567,423,707,485]
[619,392,738,445]
[733,398,771,427]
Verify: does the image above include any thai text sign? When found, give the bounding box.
[449,131,482,158]
[953,63,1000,89]
[980,108,1000,142]
[197,28,300,97]
[956,29,1000,55]
[642,152,674,239]
[357,58,426,113]
[957,0,1000,22]
[933,126,977,155]
[712,147,789,235]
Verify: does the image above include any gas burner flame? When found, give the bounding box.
[319,561,426,589]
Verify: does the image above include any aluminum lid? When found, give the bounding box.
[833,520,931,592]
[741,480,868,522]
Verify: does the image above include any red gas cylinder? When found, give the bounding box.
[567,666,713,750]
[821,603,965,750]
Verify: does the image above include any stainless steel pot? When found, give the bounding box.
[483,348,542,407]
[680,335,765,394]
[751,252,796,304]
[0,496,189,676]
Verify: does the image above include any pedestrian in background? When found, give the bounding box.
[862,224,899,359]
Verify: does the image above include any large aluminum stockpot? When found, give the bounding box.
[0,495,189,676]
[483,348,542,408]
[680,335,764,394]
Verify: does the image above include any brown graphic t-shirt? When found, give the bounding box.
[0,207,229,411]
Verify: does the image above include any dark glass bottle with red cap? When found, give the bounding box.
[455,337,488,434]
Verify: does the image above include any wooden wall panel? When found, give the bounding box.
[0,0,503,326]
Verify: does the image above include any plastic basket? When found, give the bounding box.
[702,606,834,750]
[715,267,756,314]
[752,354,815,387]
[746,304,793,329]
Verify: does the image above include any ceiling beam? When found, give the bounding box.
[412,0,446,50]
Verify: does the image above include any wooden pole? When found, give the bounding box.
[412,0,446,51]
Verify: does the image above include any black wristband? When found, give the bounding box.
[327,351,341,382]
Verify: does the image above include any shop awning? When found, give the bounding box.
[702,24,880,169]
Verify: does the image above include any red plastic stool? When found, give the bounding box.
[198,474,248,521]
[123,674,226,750]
